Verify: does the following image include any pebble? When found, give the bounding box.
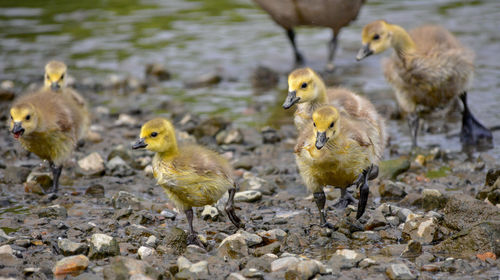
[286,260,325,280]
[253,241,281,257]
[386,263,416,280]
[379,181,409,198]
[37,204,67,219]
[115,114,138,126]
[0,229,14,242]
[401,240,422,258]
[52,255,89,277]
[422,189,446,210]
[403,216,438,244]
[160,209,176,220]
[240,173,277,195]
[58,239,89,256]
[78,152,105,176]
[237,230,263,247]
[112,191,141,210]
[137,246,155,259]
[177,256,192,271]
[145,235,157,248]
[359,258,377,268]
[234,190,262,203]
[186,244,207,254]
[217,233,248,259]
[201,205,219,220]
[257,228,287,242]
[271,257,299,272]
[0,245,13,255]
[227,272,246,280]
[88,233,120,259]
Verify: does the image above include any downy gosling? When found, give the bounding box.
[10,89,88,193]
[44,60,89,140]
[356,20,492,149]
[284,67,379,132]
[295,104,386,225]
[253,0,364,68]
[132,118,242,246]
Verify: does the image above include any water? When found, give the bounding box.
[0,0,499,156]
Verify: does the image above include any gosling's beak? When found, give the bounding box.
[283,91,300,109]
[132,138,147,149]
[11,122,25,139]
[315,131,328,150]
[51,82,60,91]
[356,44,373,61]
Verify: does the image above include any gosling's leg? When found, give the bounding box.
[326,31,338,71]
[286,29,304,66]
[225,187,242,228]
[49,162,62,193]
[460,92,493,147]
[313,191,333,228]
[407,113,419,149]
[332,187,357,209]
[185,208,204,247]
[356,165,377,219]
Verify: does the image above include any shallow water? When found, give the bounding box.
[0,0,499,156]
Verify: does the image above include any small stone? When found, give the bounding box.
[160,209,176,220]
[186,244,207,254]
[422,189,446,210]
[58,239,89,256]
[379,157,411,180]
[351,231,382,243]
[386,263,416,280]
[26,171,53,191]
[201,205,219,221]
[112,191,141,210]
[285,260,323,280]
[365,210,387,230]
[159,227,187,256]
[397,208,414,223]
[359,258,377,268]
[217,233,248,259]
[37,204,67,219]
[246,254,278,272]
[177,256,192,271]
[77,152,105,176]
[106,156,134,177]
[102,256,161,279]
[401,240,422,258]
[215,128,244,145]
[227,272,246,280]
[0,245,13,255]
[257,228,287,242]
[115,114,137,126]
[145,63,171,81]
[145,236,157,248]
[87,131,103,143]
[240,173,277,195]
[125,224,158,239]
[328,249,365,270]
[189,260,208,274]
[237,230,263,247]
[85,184,105,198]
[387,216,400,227]
[402,216,438,244]
[253,241,281,257]
[52,255,89,277]
[261,127,281,144]
[234,190,262,203]
[379,181,408,198]
[241,267,264,279]
[271,257,299,272]
[137,246,155,259]
[88,233,120,259]
[3,166,31,184]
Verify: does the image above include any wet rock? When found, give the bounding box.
[0,80,15,101]
[240,173,277,195]
[189,260,208,275]
[85,184,105,198]
[238,230,263,247]
[365,210,387,230]
[352,231,382,243]
[145,63,171,81]
[328,249,365,270]
[379,180,409,198]
[261,127,281,144]
[477,177,500,205]
[52,255,89,277]
[77,152,105,177]
[271,257,299,272]
[26,171,52,191]
[401,240,422,258]
[112,191,141,210]
[485,168,500,186]
[58,239,89,256]
[285,260,325,280]
[191,116,229,139]
[335,216,364,234]
[431,221,500,258]
[106,156,135,177]
[145,236,157,248]
[386,263,416,280]
[177,256,192,271]
[158,227,187,256]
[442,194,500,231]
[37,204,67,219]
[102,256,161,280]
[397,208,414,223]
[88,233,120,259]
[251,65,279,89]
[359,258,377,268]
[257,228,287,242]
[422,189,446,210]
[217,233,248,259]
[0,245,13,255]
[235,190,262,203]
[3,165,31,184]
[227,272,246,280]
[241,267,264,279]
[125,224,158,239]
[216,128,244,145]
[246,253,278,272]
[253,241,281,257]
[186,244,207,254]
[201,205,219,221]
[379,158,411,180]
[160,209,176,220]
[114,114,138,127]
[137,246,155,259]
[402,216,438,244]
[129,210,155,225]
[185,72,222,88]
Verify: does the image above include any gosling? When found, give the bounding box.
[356,20,492,148]
[295,104,386,225]
[10,89,87,193]
[284,67,378,131]
[132,118,242,246]
[253,0,365,68]
[44,61,89,140]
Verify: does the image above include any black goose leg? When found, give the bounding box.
[313,191,333,228]
[356,165,377,219]
[225,188,242,228]
[185,208,204,247]
[49,162,62,193]
[326,31,338,71]
[286,29,304,66]
[332,187,357,209]
[460,92,493,147]
[407,113,419,149]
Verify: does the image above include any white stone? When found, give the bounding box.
[78,152,105,174]
[91,234,114,251]
[201,205,219,220]
[137,246,155,259]
[359,258,377,268]
[271,257,299,272]
[237,230,263,247]
[397,208,414,222]
[189,261,208,274]
[335,249,361,260]
[115,114,137,126]
[227,272,246,280]
[386,263,416,280]
[145,235,157,247]
[0,245,13,255]
[234,190,262,203]
[258,228,287,241]
[177,256,192,271]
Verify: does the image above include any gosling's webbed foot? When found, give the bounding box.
[460,92,493,148]
[187,233,204,248]
[321,221,335,229]
[356,166,372,220]
[332,192,357,209]
[225,205,242,229]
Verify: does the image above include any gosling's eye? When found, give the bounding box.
[151,132,158,137]
[26,115,31,121]
[329,122,334,128]
[10,116,13,120]
[301,82,307,89]
[60,74,65,79]
[373,34,380,40]
[45,74,49,80]
[313,122,316,127]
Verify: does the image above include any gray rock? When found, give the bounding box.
[261,127,281,144]
[125,224,158,239]
[77,152,105,176]
[112,191,141,210]
[351,231,382,243]
[237,230,263,247]
[37,204,67,219]
[365,210,387,230]
[253,241,281,257]
[227,272,246,280]
[102,256,161,280]
[26,171,52,191]
[201,205,219,221]
[0,245,13,255]
[442,194,500,231]
[129,210,155,225]
[0,229,14,242]
[137,246,155,259]
[285,260,325,280]
[328,249,365,270]
[241,267,264,279]
[246,253,278,272]
[160,209,176,220]
[359,258,377,268]
[257,228,287,242]
[145,236,157,248]
[386,263,416,280]
[216,128,244,145]
[58,239,89,256]
[106,156,135,177]
[397,208,414,223]
[158,227,187,256]
[177,256,192,271]
[387,216,400,227]
[52,255,89,278]
[401,240,422,258]
[379,181,408,198]
[189,260,208,275]
[3,165,31,184]
[422,189,446,210]
[185,244,207,255]
[85,184,105,198]
[234,190,262,203]
[402,216,438,244]
[217,233,248,259]
[271,257,299,272]
[239,173,277,195]
[88,233,120,259]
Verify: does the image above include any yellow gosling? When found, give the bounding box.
[295,104,386,224]
[132,118,241,246]
[44,61,90,140]
[10,89,87,193]
[284,67,380,132]
[357,20,492,148]
[253,0,365,67]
